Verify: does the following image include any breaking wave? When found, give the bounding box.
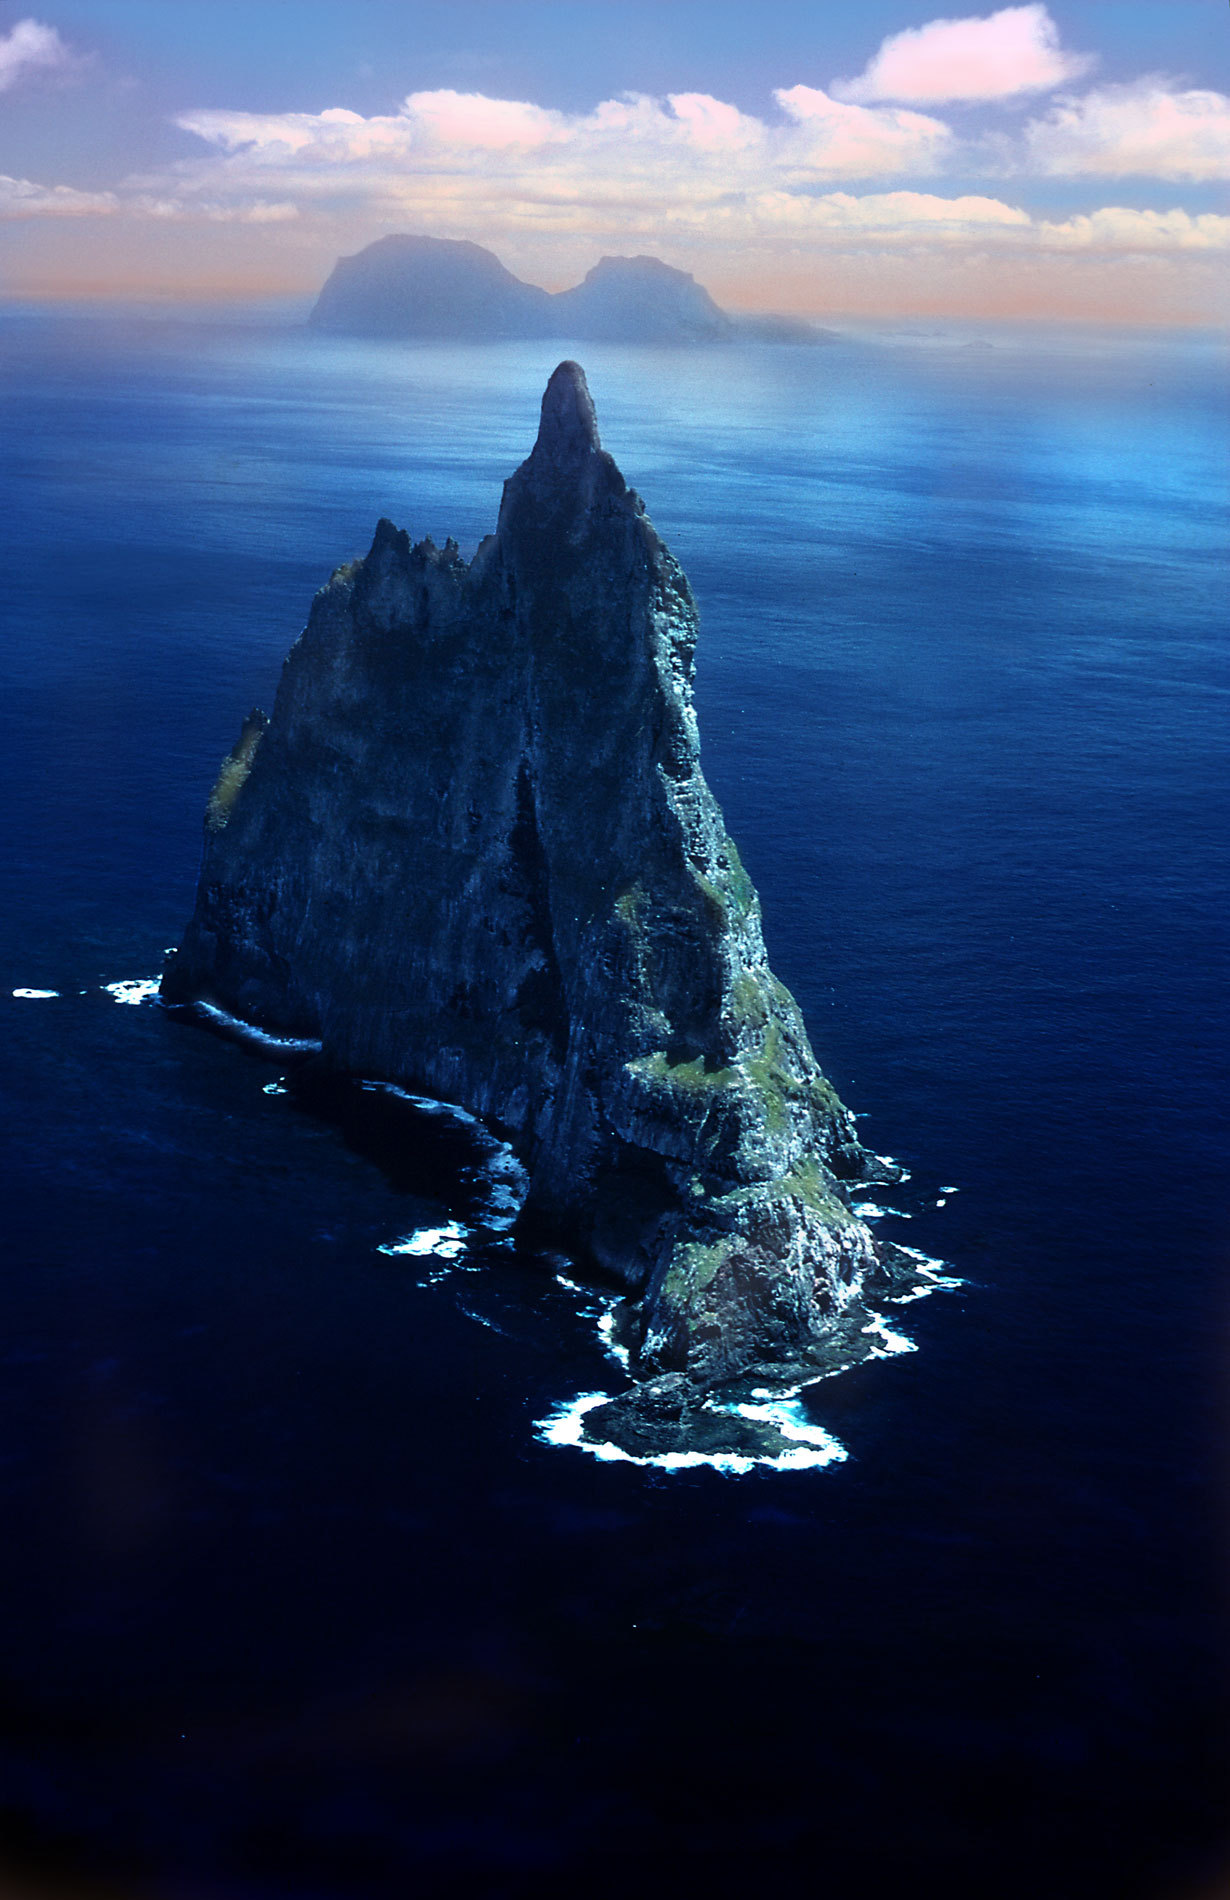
[535,1391,848,1476]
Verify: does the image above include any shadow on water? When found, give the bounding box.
[164,1001,515,1226]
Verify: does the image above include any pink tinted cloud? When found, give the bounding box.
[775,84,952,173]
[668,92,761,151]
[833,4,1094,106]
[403,90,560,150]
[1025,82,1230,181]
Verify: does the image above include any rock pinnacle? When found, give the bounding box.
[534,361,601,461]
[164,364,922,1458]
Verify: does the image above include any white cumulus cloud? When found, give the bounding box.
[132,194,299,223]
[174,83,952,201]
[1036,207,1230,251]
[0,172,115,217]
[0,16,71,92]
[833,4,1094,106]
[774,85,952,172]
[402,89,562,150]
[1024,81,1230,180]
[742,187,1031,245]
[43,75,1210,293]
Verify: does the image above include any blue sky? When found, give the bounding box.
[2,2,1227,320]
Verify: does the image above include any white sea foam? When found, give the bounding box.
[359,1079,479,1126]
[887,1245,966,1302]
[194,1000,321,1052]
[861,1312,917,1358]
[875,1155,911,1181]
[940,1186,960,1195]
[455,1303,514,1337]
[853,1202,911,1220]
[12,988,58,999]
[262,1080,288,1096]
[596,1308,631,1373]
[551,1274,632,1371]
[893,1244,962,1283]
[467,1146,529,1231]
[378,1221,469,1261]
[722,1398,847,1461]
[541,1240,968,1469]
[535,1391,848,1475]
[908,1254,965,1292]
[104,978,161,1006]
[359,1080,528,1233]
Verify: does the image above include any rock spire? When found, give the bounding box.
[164,363,917,1446]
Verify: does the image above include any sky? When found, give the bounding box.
[0,0,1227,324]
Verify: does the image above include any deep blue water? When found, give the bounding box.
[1,312,1227,1898]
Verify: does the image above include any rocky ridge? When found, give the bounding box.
[164,362,922,1457]
[309,235,837,346]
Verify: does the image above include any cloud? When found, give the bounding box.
[0,173,296,224]
[748,188,1030,240]
[0,172,115,217]
[150,83,1230,271]
[833,4,1093,106]
[1036,206,1230,251]
[133,195,299,223]
[773,85,952,172]
[402,88,562,150]
[0,65,1196,306]
[174,83,951,205]
[0,16,71,92]
[1024,82,1230,180]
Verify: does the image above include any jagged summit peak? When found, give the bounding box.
[534,361,601,460]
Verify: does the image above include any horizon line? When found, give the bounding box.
[1,285,1224,334]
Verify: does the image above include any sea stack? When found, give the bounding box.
[165,363,910,1428]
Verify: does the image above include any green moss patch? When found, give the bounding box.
[206,711,266,831]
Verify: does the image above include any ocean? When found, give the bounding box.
[1,310,1226,1897]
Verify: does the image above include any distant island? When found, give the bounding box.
[164,362,927,1462]
[309,235,835,346]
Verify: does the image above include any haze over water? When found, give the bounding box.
[1,311,1226,1897]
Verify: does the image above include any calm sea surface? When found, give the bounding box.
[1,312,1226,1898]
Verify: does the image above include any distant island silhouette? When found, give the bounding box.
[309,235,836,346]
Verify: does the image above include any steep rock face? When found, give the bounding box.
[165,363,897,1390]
